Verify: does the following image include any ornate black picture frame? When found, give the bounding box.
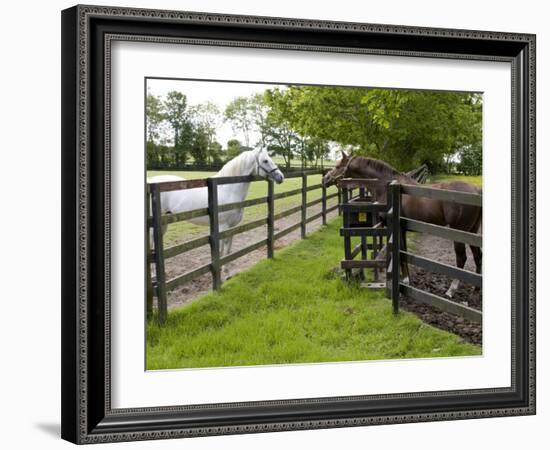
[61,4,536,444]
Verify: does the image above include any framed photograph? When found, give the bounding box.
[61,4,536,444]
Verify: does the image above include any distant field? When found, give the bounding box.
[147,170,337,246]
[427,174,482,187]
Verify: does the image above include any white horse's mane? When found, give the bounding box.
[215,150,257,178]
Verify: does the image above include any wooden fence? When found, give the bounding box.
[405,164,429,184]
[147,171,339,323]
[386,181,483,323]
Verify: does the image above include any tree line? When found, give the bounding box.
[146,86,482,174]
[146,89,333,170]
[146,91,224,168]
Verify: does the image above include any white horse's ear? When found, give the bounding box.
[341,151,349,159]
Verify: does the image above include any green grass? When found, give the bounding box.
[427,174,482,187]
[148,170,337,246]
[146,219,480,370]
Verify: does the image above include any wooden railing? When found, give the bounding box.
[147,171,339,323]
[386,181,482,323]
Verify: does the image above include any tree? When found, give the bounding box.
[224,97,255,147]
[262,88,302,168]
[145,93,166,167]
[189,126,210,164]
[191,101,224,164]
[208,141,224,164]
[249,93,270,149]
[457,144,482,175]
[305,137,331,168]
[163,91,193,165]
[270,86,482,172]
[146,93,164,144]
[226,139,242,161]
[191,102,220,145]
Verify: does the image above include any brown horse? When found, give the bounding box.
[323,153,482,298]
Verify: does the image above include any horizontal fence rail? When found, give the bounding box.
[400,284,482,323]
[401,184,482,207]
[401,251,482,288]
[401,218,482,248]
[147,170,339,323]
[387,182,483,323]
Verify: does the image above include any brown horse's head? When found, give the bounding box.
[322,152,353,186]
[323,154,412,202]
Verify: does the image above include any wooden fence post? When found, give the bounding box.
[321,182,327,225]
[342,186,352,280]
[390,181,401,314]
[386,184,393,300]
[301,173,307,238]
[151,184,167,324]
[145,186,153,319]
[267,179,274,258]
[358,187,367,280]
[208,178,222,289]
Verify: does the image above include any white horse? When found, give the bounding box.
[148,148,284,276]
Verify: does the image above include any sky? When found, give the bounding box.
[146,78,287,150]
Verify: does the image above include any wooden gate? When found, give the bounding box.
[386,181,483,322]
[337,178,388,287]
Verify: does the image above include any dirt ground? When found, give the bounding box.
[162,201,339,309]
[400,233,482,345]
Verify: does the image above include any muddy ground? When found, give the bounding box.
[400,233,482,345]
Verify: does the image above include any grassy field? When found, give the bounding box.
[427,174,482,187]
[148,170,337,246]
[146,219,480,370]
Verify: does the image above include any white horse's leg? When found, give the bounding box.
[220,237,234,280]
[446,241,467,298]
[225,236,234,255]
[445,279,460,298]
[217,222,230,280]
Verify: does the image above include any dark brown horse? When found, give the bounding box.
[323,153,482,297]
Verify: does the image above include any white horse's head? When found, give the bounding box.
[253,148,284,184]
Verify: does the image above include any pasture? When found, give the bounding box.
[146,219,480,369]
[427,174,482,187]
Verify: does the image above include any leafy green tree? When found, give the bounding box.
[191,101,225,164]
[226,139,242,161]
[225,97,255,147]
[145,94,166,167]
[306,137,331,168]
[262,89,302,168]
[146,94,164,144]
[191,102,220,144]
[208,141,224,164]
[457,144,482,175]
[249,93,270,149]
[271,86,482,172]
[189,126,210,164]
[163,91,193,165]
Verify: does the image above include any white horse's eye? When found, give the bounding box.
[263,159,268,164]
